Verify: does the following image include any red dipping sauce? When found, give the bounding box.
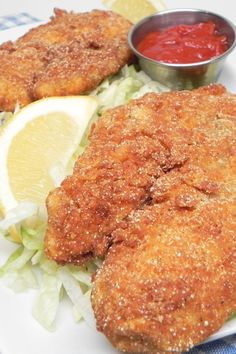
[137,21,228,64]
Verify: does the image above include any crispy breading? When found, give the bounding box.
[0,44,47,111]
[91,86,236,353]
[44,84,235,265]
[0,9,132,112]
[92,201,236,353]
[33,39,131,99]
[16,8,131,47]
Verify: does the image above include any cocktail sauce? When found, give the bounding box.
[137,21,228,64]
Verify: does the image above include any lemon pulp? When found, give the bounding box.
[0,96,98,213]
[102,0,166,23]
[8,112,78,205]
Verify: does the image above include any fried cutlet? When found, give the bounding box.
[0,43,47,111]
[33,37,131,99]
[44,83,235,265]
[92,200,236,353]
[26,9,133,99]
[91,86,236,352]
[16,8,131,47]
[0,9,132,112]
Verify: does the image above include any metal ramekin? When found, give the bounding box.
[128,9,236,90]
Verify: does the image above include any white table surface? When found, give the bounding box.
[0,0,235,24]
[0,2,236,354]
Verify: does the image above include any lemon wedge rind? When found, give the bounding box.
[0,96,98,213]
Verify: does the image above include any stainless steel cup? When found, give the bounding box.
[128,9,236,90]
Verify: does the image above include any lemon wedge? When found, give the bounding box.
[102,0,166,23]
[0,96,98,213]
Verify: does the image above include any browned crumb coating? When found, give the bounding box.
[45,84,234,263]
[33,39,131,98]
[0,43,47,111]
[92,199,236,353]
[44,85,193,264]
[0,8,132,112]
[44,84,236,352]
[90,84,236,353]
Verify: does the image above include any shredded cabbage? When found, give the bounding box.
[32,273,63,331]
[91,64,169,112]
[0,202,38,231]
[58,268,96,329]
[0,65,169,330]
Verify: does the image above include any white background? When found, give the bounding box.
[0,0,234,24]
[0,1,236,354]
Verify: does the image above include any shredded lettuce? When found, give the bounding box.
[21,225,45,251]
[0,202,38,231]
[0,245,37,292]
[91,64,169,113]
[0,64,169,330]
[0,218,98,329]
[32,273,63,331]
[58,268,96,329]
[49,163,68,188]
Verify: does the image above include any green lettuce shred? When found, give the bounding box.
[32,273,63,331]
[0,64,169,330]
[91,64,169,113]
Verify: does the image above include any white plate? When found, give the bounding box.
[0,1,236,354]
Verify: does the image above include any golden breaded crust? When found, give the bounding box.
[0,9,132,112]
[91,85,236,352]
[44,84,236,265]
[16,9,131,47]
[33,39,131,99]
[0,44,47,111]
[92,200,236,353]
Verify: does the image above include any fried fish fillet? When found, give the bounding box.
[0,43,47,111]
[16,8,131,47]
[44,84,234,265]
[91,86,236,353]
[27,9,133,99]
[92,201,236,353]
[33,38,131,99]
[0,9,132,112]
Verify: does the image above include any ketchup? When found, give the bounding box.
[137,21,228,64]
